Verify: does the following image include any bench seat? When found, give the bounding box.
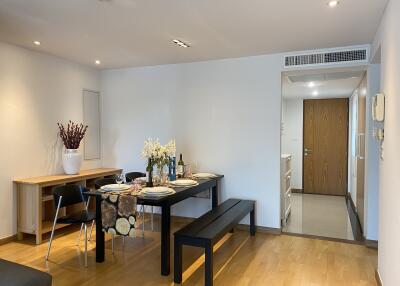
[174,198,255,286]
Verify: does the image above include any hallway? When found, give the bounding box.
[283,193,355,241]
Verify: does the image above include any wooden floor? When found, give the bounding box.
[0,217,378,286]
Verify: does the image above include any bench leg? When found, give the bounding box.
[174,238,183,284]
[250,207,256,236]
[205,243,213,286]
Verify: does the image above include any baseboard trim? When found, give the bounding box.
[0,234,17,245]
[345,194,363,241]
[282,231,365,245]
[375,269,383,286]
[236,224,281,235]
[291,188,303,193]
[365,239,378,249]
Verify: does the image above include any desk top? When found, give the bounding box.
[14,168,122,186]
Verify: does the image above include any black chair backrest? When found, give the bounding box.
[125,172,146,182]
[53,184,85,208]
[94,177,117,189]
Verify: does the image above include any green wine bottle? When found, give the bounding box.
[146,158,153,187]
[177,153,184,178]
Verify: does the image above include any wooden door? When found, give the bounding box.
[303,99,349,195]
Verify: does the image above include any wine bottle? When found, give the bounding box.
[146,158,153,187]
[177,153,184,178]
[169,157,177,181]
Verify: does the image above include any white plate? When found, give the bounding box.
[141,187,175,194]
[169,179,199,186]
[101,184,131,191]
[140,187,175,197]
[192,173,217,178]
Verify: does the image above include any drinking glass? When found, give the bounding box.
[184,164,192,178]
[116,174,125,185]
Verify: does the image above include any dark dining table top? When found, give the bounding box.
[86,175,223,206]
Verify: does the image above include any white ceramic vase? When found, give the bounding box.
[62,149,82,175]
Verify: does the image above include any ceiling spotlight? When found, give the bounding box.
[172,39,190,48]
[362,88,367,95]
[33,41,41,46]
[312,91,319,97]
[95,60,101,65]
[328,1,339,8]
[308,82,315,88]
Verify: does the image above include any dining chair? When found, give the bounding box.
[45,185,95,267]
[94,177,118,189]
[125,171,154,231]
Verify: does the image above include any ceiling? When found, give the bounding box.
[283,68,365,99]
[0,0,388,69]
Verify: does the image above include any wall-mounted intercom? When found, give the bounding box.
[372,93,385,122]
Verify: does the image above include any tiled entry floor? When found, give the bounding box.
[282,193,354,240]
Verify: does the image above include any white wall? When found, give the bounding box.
[372,0,400,284]
[101,54,283,229]
[364,65,381,241]
[281,98,303,189]
[0,41,100,239]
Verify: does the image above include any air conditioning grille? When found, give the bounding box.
[284,48,368,68]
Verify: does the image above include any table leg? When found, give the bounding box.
[161,204,171,276]
[211,182,219,209]
[250,204,256,236]
[96,195,105,262]
[35,186,43,244]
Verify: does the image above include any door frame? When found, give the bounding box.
[301,98,350,196]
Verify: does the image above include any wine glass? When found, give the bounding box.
[184,164,192,178]
[116,174,124,185]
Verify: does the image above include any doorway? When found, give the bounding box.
[303,98,349,196]
[281,68,366,241]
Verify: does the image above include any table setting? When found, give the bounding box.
[88,138,223,276]
[96,138,217,199]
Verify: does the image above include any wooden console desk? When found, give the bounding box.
[14,168,122,244]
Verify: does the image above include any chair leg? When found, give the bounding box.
[112,234,115,254]
[141,205,145,236]
[88,220,95,241]
[151,206,154,231]
[76,223,84,245]
[45,196,62,261]
[84,223,88,267]
[45,220,57,261]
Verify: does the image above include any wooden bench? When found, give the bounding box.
[174,198,256,286]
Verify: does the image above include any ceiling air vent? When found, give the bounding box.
[284,48,368,68]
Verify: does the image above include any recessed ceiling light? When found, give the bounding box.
[312,91,319,97]
[33,41,41,46]
[328,1,339,8]
[362,88,367,95]
[172,39,190,48]
[95,60,101,65]
[308,82,315,88]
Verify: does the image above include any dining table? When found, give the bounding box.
[86,175,224,276]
